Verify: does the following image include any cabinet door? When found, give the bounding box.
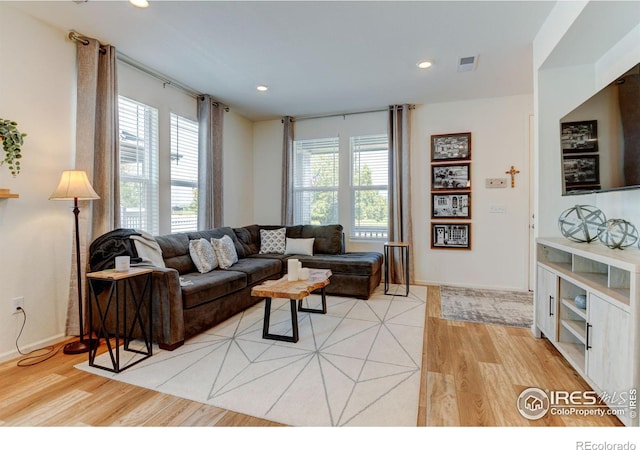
[587,293,631,396]
[536,266,557,341]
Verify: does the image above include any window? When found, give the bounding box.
[293,137,339,225]
[118,96,159,235]
[351,135,389,240]
[170,113,199,232]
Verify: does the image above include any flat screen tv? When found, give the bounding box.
[560,62,640,195]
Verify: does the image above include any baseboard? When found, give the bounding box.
[0,333,66,364]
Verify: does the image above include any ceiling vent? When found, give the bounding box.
[457,55,478,72]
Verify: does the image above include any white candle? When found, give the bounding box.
[288,259,299,281]
[115,256,130,272]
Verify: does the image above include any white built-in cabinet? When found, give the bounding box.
[535,237,639,426]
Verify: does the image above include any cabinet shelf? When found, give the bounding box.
[561,297,587,320]
[560,318,586,344]
[556,341,586,372]
[0,188,18,199]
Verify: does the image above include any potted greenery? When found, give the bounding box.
[0,118,26,177]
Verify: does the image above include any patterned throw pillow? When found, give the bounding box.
[211,235,239,269]
[259,228,286,254]
[189,238,218,273]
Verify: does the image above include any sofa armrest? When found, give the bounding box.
[151,267,186,350]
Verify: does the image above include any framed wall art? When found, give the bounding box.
[431,222,471,250]
[560,120,598,153]
[431,132,471,162]
[563,154,600,188]
[431,193,471,219]
[431,163,471,190]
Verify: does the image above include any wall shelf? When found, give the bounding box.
[0,189,18,199]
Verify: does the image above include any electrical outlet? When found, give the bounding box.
[12,297,24,314]
[486,178,507,188]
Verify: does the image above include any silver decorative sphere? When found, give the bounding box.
[558,205,607,243]
[598,219,639,249]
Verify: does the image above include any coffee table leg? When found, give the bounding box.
[298,287,327,314]
[262,297,299,343]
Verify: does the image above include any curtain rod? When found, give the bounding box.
[68,31,229,111]
[292,105,414,122]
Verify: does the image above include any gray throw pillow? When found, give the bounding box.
[211,235,239,269]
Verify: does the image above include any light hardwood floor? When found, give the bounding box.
[0,285,622,427]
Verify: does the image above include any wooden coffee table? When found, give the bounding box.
[251,268,332,343]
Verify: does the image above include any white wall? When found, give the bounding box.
[0,5,76,361]
[223,111,254,227]
[413,95,532,290]
[253,119,282,225]
[535,3,640,239]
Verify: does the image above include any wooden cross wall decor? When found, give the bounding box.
[505,165,520,188]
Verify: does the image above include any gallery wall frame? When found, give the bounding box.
[431,132,471,162]
[563,154,600,187]
[431,193,471,219]
[431,163,471,190]
[561,120,598,153]
[431,222,471,250]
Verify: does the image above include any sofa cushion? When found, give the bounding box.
[260,228,286,254]
[296,252,382,276]
[233,224,262,256]
[180,270,247,309]
[300,224,343,254]
[226,258,282,285]
[189,238,218,273]
[211,235,239,269]
[155,232,195,275]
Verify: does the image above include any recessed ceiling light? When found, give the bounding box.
[257,85,269,92]
[417,60,433,69]
[130,0,149,8]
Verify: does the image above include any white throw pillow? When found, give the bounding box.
[211,235,239,269]
[189,238,218,273]
[260,228,286,254]
[284,237,315,256]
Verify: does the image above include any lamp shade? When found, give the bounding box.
[50,170,100,201]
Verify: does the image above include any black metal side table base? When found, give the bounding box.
[263,288,327,343]
[88,270,153,373]
[384,243,410,297]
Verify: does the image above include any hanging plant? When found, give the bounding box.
[0,118,26,177]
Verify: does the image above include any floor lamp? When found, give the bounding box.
[50,170,101,354]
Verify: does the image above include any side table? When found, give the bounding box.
[384,241,410,297]
[87,267,153,373]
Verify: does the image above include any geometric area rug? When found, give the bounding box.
[75,284,427,427]
[439,285,533,328]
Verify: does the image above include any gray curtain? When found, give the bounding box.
[198,95,224,229]
[388,104,414,285]
[281,116,295,225]
[67,38,120,336]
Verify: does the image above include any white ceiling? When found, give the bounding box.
[11,0,557,121]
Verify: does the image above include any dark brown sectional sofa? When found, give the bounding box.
[144,224,382,350]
